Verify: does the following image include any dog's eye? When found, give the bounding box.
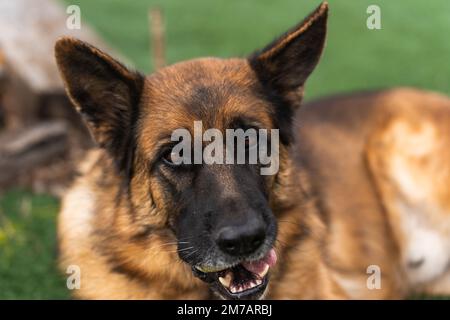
[245,135,258,150]
[162,148,183,166]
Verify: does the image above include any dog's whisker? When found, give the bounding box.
[152,240,191,249]
[177,236,196,241]
[183,249,199,259]
[152,242,178,249]
[175,246,195,253]
[275,238,289,248]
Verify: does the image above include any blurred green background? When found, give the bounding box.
[1,0,449,299]
[65,0,450,99]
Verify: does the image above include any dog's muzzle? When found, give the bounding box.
[192,248,277,300]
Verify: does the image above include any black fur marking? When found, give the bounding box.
[248,3,327,91]
[247,4,327,148]
[114,72,145,177]
[183,84,231,120]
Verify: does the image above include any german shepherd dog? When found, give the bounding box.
[55,2,450,299]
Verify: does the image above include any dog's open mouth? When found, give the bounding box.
[194,248,277,300]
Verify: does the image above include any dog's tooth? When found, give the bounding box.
[255,279,262,286]
[218,274,232,288]
[258,264,270,278]
[230,285,237,294]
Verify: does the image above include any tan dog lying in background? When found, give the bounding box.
[55,2,450,299]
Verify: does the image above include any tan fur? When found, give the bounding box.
[58,87,450,299]
[59,150,209,299]
[294,88,450,298]
[366,89,450,293]
[56,3,450,299]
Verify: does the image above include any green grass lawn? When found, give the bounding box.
[0,191,69,299]
[1,0,449,299]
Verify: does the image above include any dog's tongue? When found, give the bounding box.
[242,248,277,275]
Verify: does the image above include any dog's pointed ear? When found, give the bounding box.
[249,2,328,105]
[54,37,144,171]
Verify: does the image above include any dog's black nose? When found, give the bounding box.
[215,222,266,256]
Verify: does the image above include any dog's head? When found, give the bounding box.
[55,3,327,300]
